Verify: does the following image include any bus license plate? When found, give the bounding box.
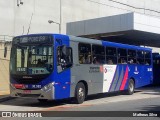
[23,90,31,94]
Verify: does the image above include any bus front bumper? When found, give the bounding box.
[10,82,55,100]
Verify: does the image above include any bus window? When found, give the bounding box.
[106,47,117,64]
[137,51,145,64]
[128,50,136,64]
[30,46,49,67]
[79,43,91,64]
[57,46,73,72]
[92,45,105,64]
[145,51,151,65]
[118,48,127,64]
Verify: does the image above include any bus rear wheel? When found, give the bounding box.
[75,82,86,104]
[126,79,135,95]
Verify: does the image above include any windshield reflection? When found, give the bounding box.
[10,44,53,75]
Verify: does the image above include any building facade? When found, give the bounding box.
[1,0,160,36]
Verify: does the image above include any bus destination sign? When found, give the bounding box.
[13,35,52,44]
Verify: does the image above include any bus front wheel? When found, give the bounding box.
[75,82,86,104]
[126,79,135,95]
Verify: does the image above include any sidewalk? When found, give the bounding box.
[0,90,11,102]
[0,77,11,102]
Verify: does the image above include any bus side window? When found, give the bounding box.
[128,49,136,64]
[118,48,127,64]
[92,45,105,64]
[79,43,91,64]
[106,47,117,64]
[144,51,151,65]
[137,51,145,64]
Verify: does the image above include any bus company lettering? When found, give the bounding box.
[89,67,100,73]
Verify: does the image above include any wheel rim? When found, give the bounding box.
[78,87,84,100]
[129,82,134,92]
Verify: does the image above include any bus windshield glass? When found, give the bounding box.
[10,35,53,75]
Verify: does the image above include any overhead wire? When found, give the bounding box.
[87,0,160,17]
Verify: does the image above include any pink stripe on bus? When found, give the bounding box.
[120,67,128,90]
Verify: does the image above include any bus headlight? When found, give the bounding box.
[42,82,54,92]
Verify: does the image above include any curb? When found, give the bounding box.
[0,96,15,103]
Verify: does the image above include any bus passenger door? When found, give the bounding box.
[55,43,73,99]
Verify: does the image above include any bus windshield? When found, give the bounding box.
[10,35,53,75]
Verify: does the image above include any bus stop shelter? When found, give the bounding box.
[67,12,160,48]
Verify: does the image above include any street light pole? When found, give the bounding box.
[59,0,62,34]
[48,0,62,34]
[48,20,60,33]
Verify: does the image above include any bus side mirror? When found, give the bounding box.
[4,47,7,58]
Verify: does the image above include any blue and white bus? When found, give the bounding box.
[9,34,153,104]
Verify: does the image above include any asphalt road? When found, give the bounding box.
[0,86,160,119]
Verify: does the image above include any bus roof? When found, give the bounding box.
[69,35,152,51]
[14,33,55,38]
[14,33,152,51]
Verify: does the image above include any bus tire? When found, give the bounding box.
[126,79,135,95]
[37,99,48,103]
[75,82,86,104]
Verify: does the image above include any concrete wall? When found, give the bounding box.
[0,42,11,93]
[1,0,160,36]
[0,0,14,36]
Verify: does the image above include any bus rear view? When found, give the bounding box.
[10,34,54,102]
